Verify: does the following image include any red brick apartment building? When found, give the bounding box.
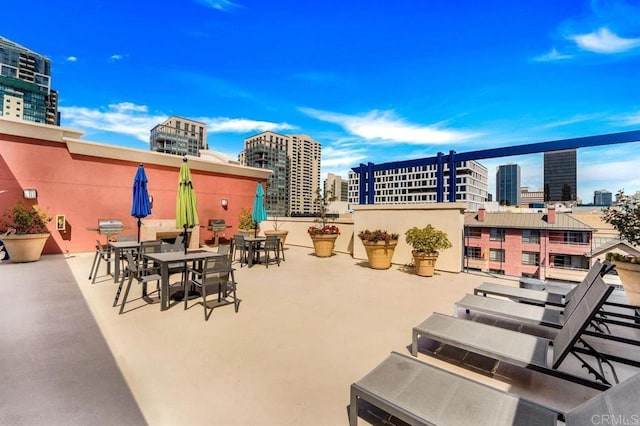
[464,207,610,282]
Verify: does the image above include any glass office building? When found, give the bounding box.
[544,149,577,202]
[0,36,59,125]
[239,131,321,216]
[496,163,521,206]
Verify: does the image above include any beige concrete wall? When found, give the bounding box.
[261,202,466,273]
[353,203,466,273]
[259,217,355,254]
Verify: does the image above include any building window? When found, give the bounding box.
[489,248,505,262]
[466,227,481,238]
[521,251,539,266]
[465,246,482,259]
[490,228,505,242]
[522,230,540,244]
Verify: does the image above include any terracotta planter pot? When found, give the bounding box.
[362,240,398,269]
[264,230,289,246]
[612,260,640,305]
[1,233,50,263]
[310,234,338,257]
[238,227,259,238]
[412,251,439,277]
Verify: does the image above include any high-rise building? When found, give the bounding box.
[149,116,207,157]
[496,163,521,206]
[594,189,612,206]
[521,187,545,206]
[348,160,488,211]
[544,149,577,202]
[239,131,321,216]
[325,173,348,202]
[0,36,59,125]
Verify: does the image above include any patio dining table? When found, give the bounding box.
[244,236,266,267]
[143,250,224,310]
[108,240,141,283]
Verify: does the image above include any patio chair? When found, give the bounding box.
[349,351,640,426]
[89,239,115,284]
[260,235,281,268]
[186,254,240,320]
[232,234,248,267]
[412,275,619,390]
[114,252,161,314]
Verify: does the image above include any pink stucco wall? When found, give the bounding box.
[0,132,263,254]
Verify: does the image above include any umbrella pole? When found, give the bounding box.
[137,218,141,243]
[184,224,188,254]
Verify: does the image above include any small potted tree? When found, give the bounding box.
[264,212,289,246]
[237,207,257,237]
[0,201,52,263]
[307,187,339,257]
[603,190,640,303]
[405,225,452,277]
[358,229,399,269]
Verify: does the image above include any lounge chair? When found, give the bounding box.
[456,261,640,348]
[412,275,618,390]
[350,351,640,426]
[455,293,640,350]
[473,260,612,306]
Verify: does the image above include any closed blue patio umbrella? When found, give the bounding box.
[131,164,152,242]
[176,158,199,254]
[252,182,267,237]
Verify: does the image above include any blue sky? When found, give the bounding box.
[4,0,640,202]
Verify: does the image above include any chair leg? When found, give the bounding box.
[280,241,285,262]
[113,272,126,307]
[119,275,134,314]
[202,285,209,321]
[92,256,102,284]
[89,251,99,279]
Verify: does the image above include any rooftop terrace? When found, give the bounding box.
[4,245,635,425]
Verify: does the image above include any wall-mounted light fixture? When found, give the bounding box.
[149,194,153,204]
[221,199,228,209]
[23,188,37,199]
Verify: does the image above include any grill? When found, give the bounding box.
[207,219,231,245]
[207,219,229,233]
[98,219,124,236]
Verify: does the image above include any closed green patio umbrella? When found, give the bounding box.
[176,158,199,254]
[252,182,267,237]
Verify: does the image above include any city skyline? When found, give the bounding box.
[3,1,640,202]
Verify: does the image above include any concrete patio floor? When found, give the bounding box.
[2,245,637,425]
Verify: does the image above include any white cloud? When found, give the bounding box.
[110,54,124,61]
[196,0,242,11]
[59,102,294,144]
[538,114,603,129]
[199,117,295,133]
[532,48,572,62]
[66,56,78,62]
[60,102,166,143]
[569,27,640,54]
[614,111,640,126]
[300,108,477,145]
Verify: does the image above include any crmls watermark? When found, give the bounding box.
[591,414,640,425]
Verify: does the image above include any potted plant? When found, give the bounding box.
[237,207,258,237]
[307,187,339,257]
[264,213,289,245]
[358,229,399,269]
[405,225,452,277]
[603,190,640,303]
[0,201,52,263]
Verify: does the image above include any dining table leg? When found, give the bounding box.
[160,264,169,311]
